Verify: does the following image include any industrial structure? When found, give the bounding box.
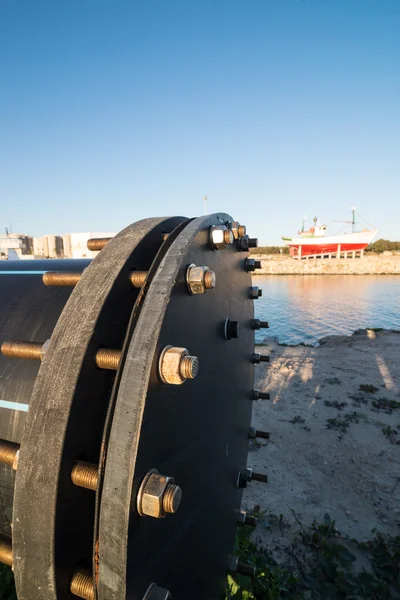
[0,214,270,599]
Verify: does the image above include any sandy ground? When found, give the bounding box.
[244,329,400,549]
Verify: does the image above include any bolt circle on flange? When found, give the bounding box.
[186,263,216,295]
[158,345,199,385]
[137,469,182,519]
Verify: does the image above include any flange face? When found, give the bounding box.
[12,217,186,600]
[98,214,254,599]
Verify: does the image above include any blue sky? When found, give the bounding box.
[0,0,399,244]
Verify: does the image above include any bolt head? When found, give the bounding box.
[224,319,239,340]
[159,346,199,385]
[250,286,261,299]
[210,225,232,250]
[143,583,172,600]
[186,264,216,295]
[138,470,181,519]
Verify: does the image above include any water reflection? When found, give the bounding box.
[255,275,400,345]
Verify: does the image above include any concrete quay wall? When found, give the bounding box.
[252,255,400,275]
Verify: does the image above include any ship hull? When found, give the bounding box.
[284,230,378,259]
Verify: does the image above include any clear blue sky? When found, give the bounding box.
[1,0,399,244]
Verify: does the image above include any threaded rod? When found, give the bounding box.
[70,568,95,600]
[71,461,98,491]
[1,341,44,360]
[95,348,121,370]
[87,237,112,251]
[0,536,12,567]
[129,271,147,288]
[0,440,20,469]
[180,355,199,379]
[43,272,82,286]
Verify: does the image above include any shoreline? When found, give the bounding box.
[251,254,400,275]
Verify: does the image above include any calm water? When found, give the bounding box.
[254,275,400,345]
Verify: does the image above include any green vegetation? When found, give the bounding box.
[359,384,379,394]
[226,513,400,599]
[250,246,289,256]
[367,239,400,253]
[0,565,16,599]
[326,412,362,435]
[324,400,347,410]
[372,398,400,412]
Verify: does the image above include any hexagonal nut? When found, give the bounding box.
[142,584,172,600]
[138,470,182,518]
[228,221,247,239]
[159,346,199,384]
[210,225,233,249]
[186,264,216,295]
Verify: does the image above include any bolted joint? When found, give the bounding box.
[252,389,270,400]
[224,319,239,340]
[142,583,172,600]
[159,346,199,385]
[252,471,269,483]
[238,235,258,252]
[252,352,270,364]
[137,469,182,519]
[228,555,256,578]
[253,319,269,330]
[210,225,233,250]
[238,510,258,527]
[237,467,252,489]
[244,258,262,272]
[249,426,270,440]
[227,221,247,240]
[186,263,216,295]
[250,286,262,299]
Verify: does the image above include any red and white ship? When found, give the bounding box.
[282,210,377,259]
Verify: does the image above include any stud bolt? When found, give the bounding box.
[252,352,270,364]
[253,319,269,330]
[238,510,258,527]
[244,258,262,272]
[227,221,247,240]
[252,389,270,400]
[250,286,262,299]
[249,427,270,440]
[186,264,216,295]
[70,568,95,600]
[159,346,199,385]
[210,225,233,250]
[87,237,112,251]
[224,319,239,340]
[137,469,182,519]
[228,555,256,578]
[143,583,172,599]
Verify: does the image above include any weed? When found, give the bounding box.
[360,384,379,394]
[226,514,400,599]
[324,400,347,410]
[290,416,305,424]
[326,412,361,435]
[372,398,400,412]
[382,426,399,444]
